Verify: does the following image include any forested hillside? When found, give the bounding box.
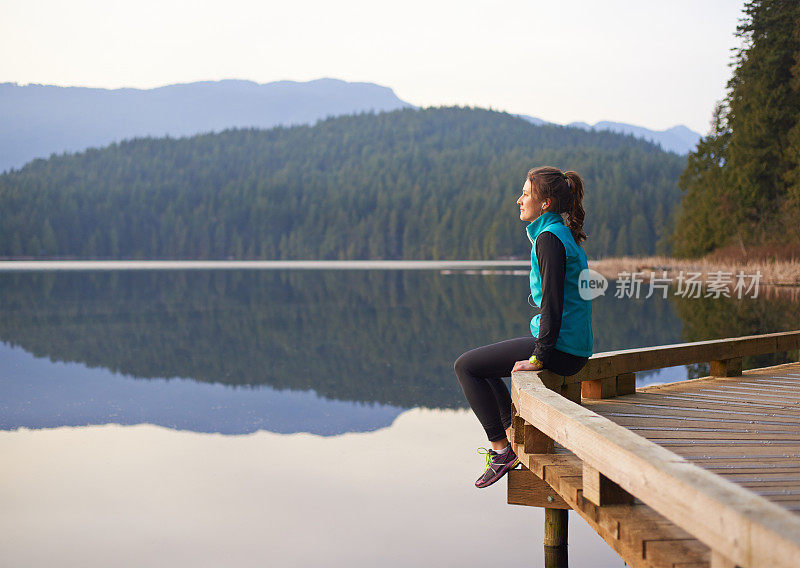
[0,107,684,260]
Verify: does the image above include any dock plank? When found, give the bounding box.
[584,363,800,531]
[507,338,800,567]
[514,361,800,568]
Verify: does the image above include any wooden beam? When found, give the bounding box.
[506,448,711,567]
[583,463,634,506]
[524,423,554,454]
[563,331,800,385]
[511,370,800,568]
[507,468,570,509]
[511,415,525,445]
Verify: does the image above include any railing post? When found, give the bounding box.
[582,376,616,399]
[582,373,636,399]
[710,357,743,377]
[582,463,634,506]
[615,372,636,395]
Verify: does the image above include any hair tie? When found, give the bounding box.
[562,172,568,181]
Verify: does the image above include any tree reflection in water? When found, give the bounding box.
[1,269,797,410]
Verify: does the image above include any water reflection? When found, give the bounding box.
[673,292,800,375]
[1,269,797,434]
[0,410,624,568]
[1,268,797,567]
[1,344,403,434]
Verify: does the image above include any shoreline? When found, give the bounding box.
[1,257,798,289]
[589,256,800,288]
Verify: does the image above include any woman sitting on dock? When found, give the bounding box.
[454,166,594,488]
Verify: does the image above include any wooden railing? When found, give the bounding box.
[553,331,800,400]
[510,330,800,568]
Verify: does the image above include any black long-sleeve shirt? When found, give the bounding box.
[531,232,566,365]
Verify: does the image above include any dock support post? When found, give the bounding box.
[543,540,568,568]
[543,507,568,547]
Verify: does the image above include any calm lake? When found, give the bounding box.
[1,263,798,567]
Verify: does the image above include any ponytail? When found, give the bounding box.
[527,166,588,245]
[563,171,587,245]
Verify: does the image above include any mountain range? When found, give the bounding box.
[518,115,701,155]
[0,78,410,173]
[1,79,700,173]
[566,121,701,156]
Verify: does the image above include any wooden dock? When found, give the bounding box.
[507,331,800,568]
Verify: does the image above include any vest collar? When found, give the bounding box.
[526,212,564,244]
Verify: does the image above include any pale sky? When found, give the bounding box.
[2,0,746,134]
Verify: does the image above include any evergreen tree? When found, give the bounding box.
[674,0,800,256]
[674,104,734,256]
[726,0,800,240]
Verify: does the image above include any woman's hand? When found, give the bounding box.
[512,358,543,372]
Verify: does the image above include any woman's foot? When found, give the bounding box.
[475,446,520,488]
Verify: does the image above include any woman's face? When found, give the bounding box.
[517,179,550,222]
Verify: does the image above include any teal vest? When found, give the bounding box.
[526,212,593,357]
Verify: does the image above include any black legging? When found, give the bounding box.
[454,337,588,442]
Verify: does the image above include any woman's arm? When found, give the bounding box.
[532,231,566,366]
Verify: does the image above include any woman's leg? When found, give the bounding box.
[454,337,536,444]
[487,379,514,434]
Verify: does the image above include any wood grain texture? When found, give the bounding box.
[544,508,568,547]
[505,441,710,568]
[616,372,637,396]
[511,363,800,568]
[711,357,743,377]
[562,332,800,384]
[507,467,570,509]
[582,377,617,399]
[583,463,635,506]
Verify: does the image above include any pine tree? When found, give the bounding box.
[673,104,733,256]
[725,0,800,240]
[674,0,800,256]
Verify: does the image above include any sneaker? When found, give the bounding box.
[475,446,520,488]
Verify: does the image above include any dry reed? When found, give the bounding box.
[589,256,800,288]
